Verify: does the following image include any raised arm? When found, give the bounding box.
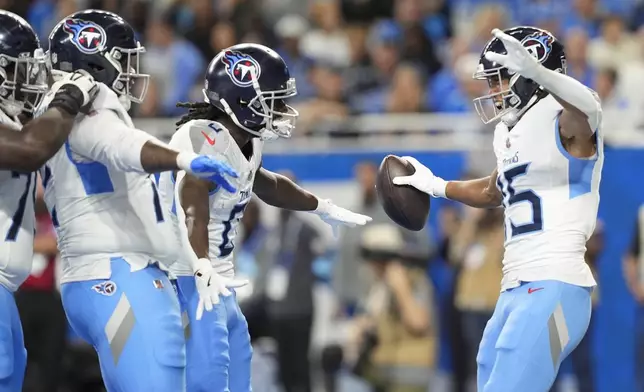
[485,28,601,140]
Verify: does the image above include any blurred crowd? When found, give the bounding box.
[6,0,644,391]
[2,0,644,133]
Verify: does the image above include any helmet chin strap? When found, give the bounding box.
[501,93,540,127]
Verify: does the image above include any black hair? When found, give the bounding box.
[175,101,223,128]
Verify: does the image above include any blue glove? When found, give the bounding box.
[178,153,239,193]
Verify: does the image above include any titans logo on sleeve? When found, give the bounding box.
[63,18,107,54]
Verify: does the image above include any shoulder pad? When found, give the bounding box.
[172,119,230,155]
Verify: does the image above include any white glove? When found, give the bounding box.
[51,70,99,108]
[312,199,372,236]
[391,156,447,198]
[193,258,249,321]
[484,28,541,80]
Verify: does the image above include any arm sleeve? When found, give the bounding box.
[67,109,160,172]
[532,66,602,131]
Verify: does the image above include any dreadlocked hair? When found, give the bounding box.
[175,101,223,128]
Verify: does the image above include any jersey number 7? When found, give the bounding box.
[497,163,543,238]
[6,172,34,242]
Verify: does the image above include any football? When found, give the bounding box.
[376,155,430,231]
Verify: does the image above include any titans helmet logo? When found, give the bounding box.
[63,19,107,54]
[221,51,261,87]
[521,32,553,63]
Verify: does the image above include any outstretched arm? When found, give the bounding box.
[253,167,371,228]
[252,168,318,211]
[393,157,502,209]
[0,73,98,172]
[445,169,502,208]
[68,110,237,190]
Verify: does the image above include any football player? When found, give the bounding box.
[41,10,239,392]
[0,11,98,391]
[393,27,602,392]
[158,43,371,391]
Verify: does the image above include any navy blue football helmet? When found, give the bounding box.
[0,10,48,116]
[203,43,298,139]
[48,10,148,106]
[473,26,566,124]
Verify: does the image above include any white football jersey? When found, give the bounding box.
[494,94,602,290]
[0,112,36,292]
[39,84,178,283]
[158,119,263,278]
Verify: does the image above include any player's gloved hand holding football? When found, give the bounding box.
[176,153,239,193]
[392,156,447,198]
[193,258,248,321]
[312,199,372,236]
[49,70,100,116]
[484,28,541,81]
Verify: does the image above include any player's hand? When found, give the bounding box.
[49,70,100,116]
[484,28,540,80]
[392,156,447,198]
[177,152,239,193]
[193,258,248,320]
[312,199,372,236]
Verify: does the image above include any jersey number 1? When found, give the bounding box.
[497,163,543,238]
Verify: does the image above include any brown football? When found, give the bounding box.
[376,155,430,231]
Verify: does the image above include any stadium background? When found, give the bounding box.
[7,0,644,391]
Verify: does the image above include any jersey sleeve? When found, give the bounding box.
[169,120,229,158]
[67,109,156,172]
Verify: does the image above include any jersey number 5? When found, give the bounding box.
[497,163,543,238]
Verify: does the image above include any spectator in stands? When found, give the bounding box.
[344,224,437,392]
[449,207,503,392]
[334,161,434,315]
[297,63,349,134]
[564,28,596,87]
[274,15,316,101]
[588,15,640,70]
[345,20,402,104]
[468,4,509,52]
[16,181,67,392]
[300,0,352,68]
[562,0,602,38]
[142,13,204,117]
[209,20,237,58]
[386,63,427,113]
[431,52,482,113]
[251,172,324,392]
[28,0,80,43]
[595,68,628,110]
[623,218,644,392]
[392,0,443,75]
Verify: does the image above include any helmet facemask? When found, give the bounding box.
[205,74,299,141]
[105,43,149,104]
[472,65,524,125]
[0,48,48,117]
